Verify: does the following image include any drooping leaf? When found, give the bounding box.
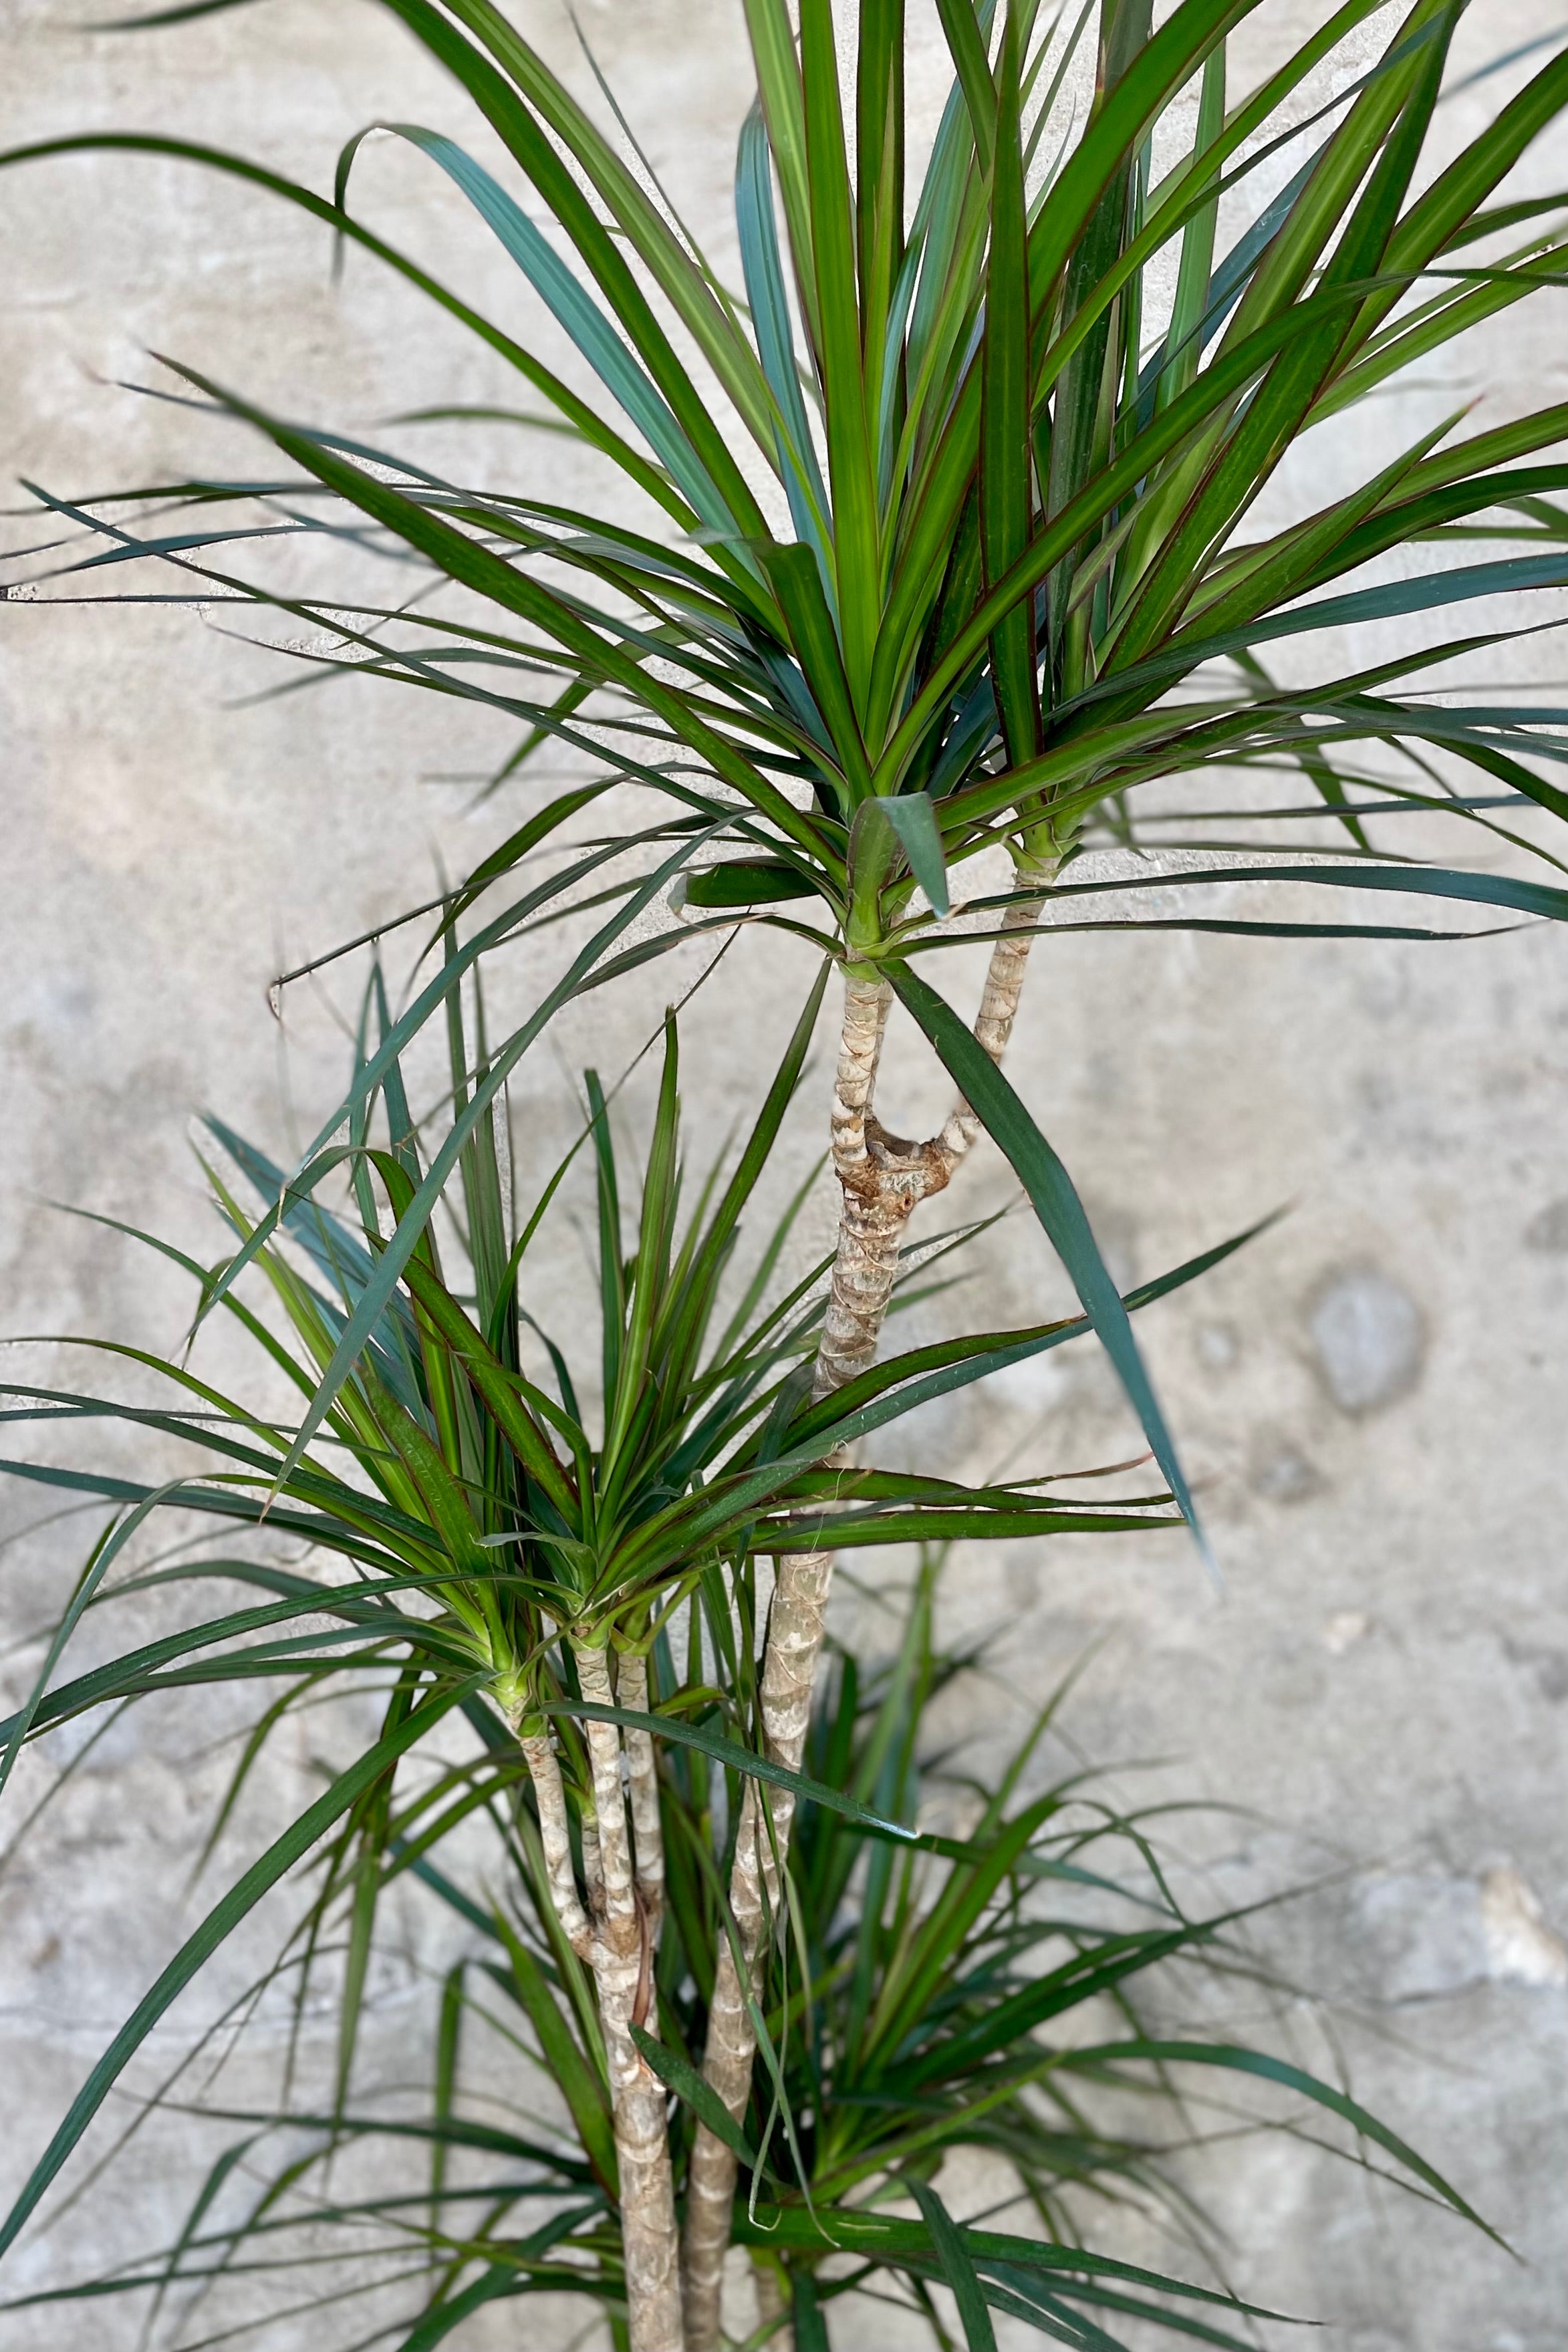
[887,961,1206,1567]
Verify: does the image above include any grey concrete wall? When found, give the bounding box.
[2,1,1565,2344]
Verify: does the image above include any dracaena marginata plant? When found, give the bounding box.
[0,950,1251,2331]
[0,965,1426,2352]
[5,0,1568,2340]
[0,1538,1488,2351]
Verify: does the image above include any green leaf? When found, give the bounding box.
[1153,41,1226,414]
[732,2204,1283,2315]
[353,0,773,545]
[334,1676,416,2111]
[400,2266,523,2349]
[454,780,613,909]
[658,958,829,1382]
[755,1505,1168,1551]
[1384,38,1568,291]
[0,1488,179,1796]
[741,0,817,349]
[966,2262,1260,2349]
[761,539,872,803]
[0,133,684,518]
[680,860,823,908]
[1158,548,1568,679]
[886,962,1206,1569]
[0,1676,484,2261]
[1072,2040,1497,2238]
[607,1214,1266,1589]
[793,1215,1273,1452]
[981,1,1037,763]
[933,0,995,175]
[910,2180,997,2351]
[1029,860,1568,929]
[493,1912,616,2188]
[263,832,705,1487]
[878,792,951,915]
[602,1012,682,1477]
[793,2266,831,2351]
[799,0,878,706]
[884,271,1390,784]
[395,2200,603,2349]
[855,0,906,433]
[430,1959,465,2222]
[128,375,823,863]
[899,1922,1221,2090]
[629,2024,759,2167]
[543,1698,1010,1853]
[352,123,737,538]
[1027,0,1252,315]
[428,0,778,452]
[735,103,831,557]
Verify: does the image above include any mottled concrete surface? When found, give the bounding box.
[3,1,1567,2345]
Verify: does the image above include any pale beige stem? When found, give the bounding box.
[573,1642,638,1930]
[581,1812,606,1919]
[616,1648,666,1935]
[935,861,1057,1173]
[516,1694,682,2347]
[681,869,1057,2349]
[826,967,892,1182]
[517,1728,593,1958]
[753,2254,792,2349]
[571,1640,684,2350]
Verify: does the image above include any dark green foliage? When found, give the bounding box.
[7,0,1568,1573]
[0,974,1221,2284]
[0,1559,1484,2347]
[5,0,1567,962]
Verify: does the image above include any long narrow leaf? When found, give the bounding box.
[887,962,1205,1565]
[0,1676,484,2260]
